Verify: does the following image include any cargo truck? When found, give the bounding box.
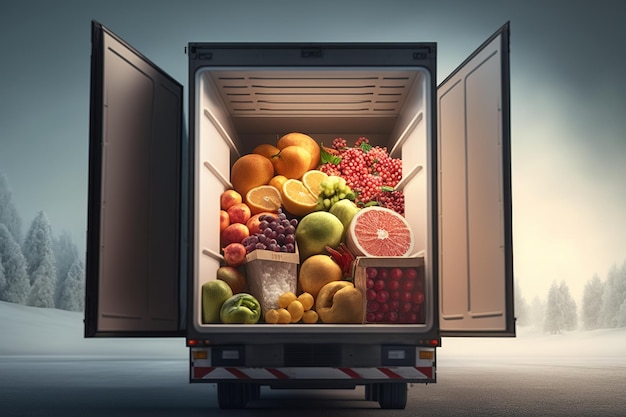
[85,20,515,409]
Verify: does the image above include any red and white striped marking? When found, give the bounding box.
[192,366,434,381]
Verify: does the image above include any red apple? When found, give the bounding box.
[221,223,250,246]
[223,243,247,267]
[219,209,230,232]
[227,202,251,224]
[246,212,277,235]
[220,189,242,211]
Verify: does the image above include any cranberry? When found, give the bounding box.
[366,289,377,301]
[403,268,418,280]
[390,268,403,280]
[401,292,413,303]
[387,280,400,291]
[391,290,401,300]
[374,279,386,291]
[385,311,399,322]
[402,280,415,291]
[376,290,389,303]
[389,300,400,311]
[366,267,378,279]
[400,301,413,313]
[413,291,425,304]
[366,312,376,322]
[375,312,385,322]
[366,278,374,289]
[377,268,389,280]
[367,300,380,312]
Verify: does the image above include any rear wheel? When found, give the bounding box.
[377,382,407,409]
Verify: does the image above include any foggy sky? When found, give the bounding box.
[1,0,625,303]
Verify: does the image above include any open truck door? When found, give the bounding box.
[85,21,185,337]
[437,23,515,336]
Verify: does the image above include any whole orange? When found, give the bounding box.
[277,132,321,171]
[230,154,275,197]
[271,145,311,179]
[252,143,280,160]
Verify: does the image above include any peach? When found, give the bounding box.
[219,209,230,232]
[223,243,247,267]
[246,212,278,235]
[220,189,243,211]
[227,202,251,224]
[221,223,250,247]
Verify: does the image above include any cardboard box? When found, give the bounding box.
[245,248,299,315]
[353,256,426,324]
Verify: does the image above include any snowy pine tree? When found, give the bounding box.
[53,231,79,306]
[514,280,530,326]
[581,274,604,330]
[543,280,577,334]
[616,299,626,327]
[599,262,626,328]
[0,173,23,244]
[58,259,85,312]
[23,211,57,307]
[529,296,546,330]
[0,223,30,303]
[26,255,56,308]
[0,253,5,295]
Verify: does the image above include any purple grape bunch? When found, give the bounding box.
[242,208,298,253]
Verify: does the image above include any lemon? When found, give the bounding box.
[278,291,297,309]
[287,300,304,323]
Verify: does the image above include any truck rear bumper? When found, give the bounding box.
[189,345,436,385]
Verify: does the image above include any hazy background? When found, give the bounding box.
[1,0,625,305]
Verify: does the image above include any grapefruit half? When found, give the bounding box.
[346,206,415,257]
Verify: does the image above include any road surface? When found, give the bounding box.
[2,354,624,416]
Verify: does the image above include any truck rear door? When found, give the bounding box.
[84,21,184,337]
[437,23,515,336]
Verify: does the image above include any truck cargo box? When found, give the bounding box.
[85,20,514,409]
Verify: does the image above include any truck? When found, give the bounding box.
[85,20,515,409]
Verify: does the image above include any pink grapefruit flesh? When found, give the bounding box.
[346,206,414,257]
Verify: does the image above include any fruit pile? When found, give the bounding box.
[208,132,419,325]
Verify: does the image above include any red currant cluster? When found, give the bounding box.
[319,137,404,214]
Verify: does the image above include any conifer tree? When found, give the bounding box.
[599,262,626,328]
[23,211,57,307]
[581,274,604,330]
[0,223,30,303]
[544,280,577,334]
[0,173,23,244]
[53,231,79,306]
[58,259,85,312]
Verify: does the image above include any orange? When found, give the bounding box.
[230,154,275,197]
[252,143,280,160]
[298,254,343,299]
[277,132,321,171]
[271,145,311,179]
[245,185,282,215]
[302,170,328,197]
[280,179,318,217]
[269,174,288,191]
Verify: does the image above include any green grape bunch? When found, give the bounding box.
[316,175,356,211]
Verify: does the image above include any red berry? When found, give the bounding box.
[403,268,418,280]
[387,280,400,291]
[390,268,403,280]
[376,290,389,303]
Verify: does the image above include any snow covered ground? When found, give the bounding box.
[1,300,625,362]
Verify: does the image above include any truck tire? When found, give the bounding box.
[377,382,407,409]
[217,382,248,409]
